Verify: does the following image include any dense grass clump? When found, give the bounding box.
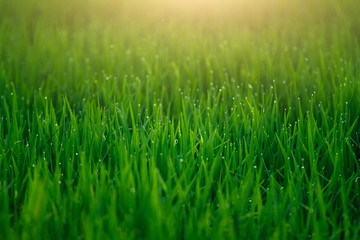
[1,0,360,239]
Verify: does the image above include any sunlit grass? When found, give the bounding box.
[0,0,360,239]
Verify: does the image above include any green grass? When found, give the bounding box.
[1,0,360,239]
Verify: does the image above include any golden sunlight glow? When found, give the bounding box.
[134,0,273,19]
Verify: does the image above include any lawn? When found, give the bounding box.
[0,0,360,239]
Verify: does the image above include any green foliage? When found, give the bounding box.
[0,0,360,239]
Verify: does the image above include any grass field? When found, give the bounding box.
[1,0,360,239]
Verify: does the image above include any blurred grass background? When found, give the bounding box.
[1,0,360,108]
